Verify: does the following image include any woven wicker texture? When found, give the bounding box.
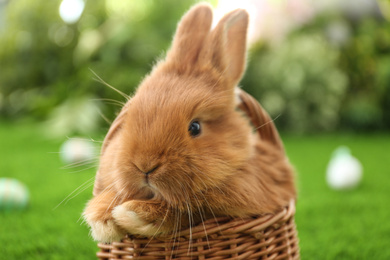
[97,200,299,260]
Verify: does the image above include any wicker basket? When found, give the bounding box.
[97,200,299,260]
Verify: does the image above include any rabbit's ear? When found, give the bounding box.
[165,3,213,71]
[200,9,248,87]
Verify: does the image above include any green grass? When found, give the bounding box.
[0,121,389,259]
[284,134,390,259]
[0,121,99,259]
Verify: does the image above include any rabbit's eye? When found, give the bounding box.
[188,121,201,137]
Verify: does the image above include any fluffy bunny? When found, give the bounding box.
[83,3,296,243]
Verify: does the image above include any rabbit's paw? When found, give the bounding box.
[87,219,125,243]
[112,201,161,237]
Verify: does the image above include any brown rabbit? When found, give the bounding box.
[83,3,296,243]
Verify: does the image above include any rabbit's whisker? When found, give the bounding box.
[89,69,130,101]
[140,206,170,256]
[193,192,210,249]
[254,113,282,131]
[170,207,180,260]
[97,109,112,125]
[185,201,193,256]
[91,98,126,107]
[105,186,126,215]
[65,164,98,174]
[54,176,95,210]
[61,157,99,170]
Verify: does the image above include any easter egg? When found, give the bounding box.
[60,137,97,164]
[326,146,363,190]
[0,178,29,211]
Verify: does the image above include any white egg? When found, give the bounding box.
[60,138,97,164]
[326,146,362,190]
[0,178,29,211]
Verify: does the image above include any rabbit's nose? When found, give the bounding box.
[144,165,160,176]
[133,161,160,176]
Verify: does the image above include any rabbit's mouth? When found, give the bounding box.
[131,185,155,201]
[141,174,161,198]
[144,175,154,188]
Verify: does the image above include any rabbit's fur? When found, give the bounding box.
[83,3,296,243]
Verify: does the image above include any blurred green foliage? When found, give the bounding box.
[243,33,348,133]
[339,18,390,131]
[243,10,390,133]
[0,0,206,122]
[0,0,390,133]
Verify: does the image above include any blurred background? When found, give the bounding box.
[0,0,389,259]
[1,0,390,134]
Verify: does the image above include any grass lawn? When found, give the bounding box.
[0,121,389,259]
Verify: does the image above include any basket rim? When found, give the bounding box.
[97,200,299,259]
